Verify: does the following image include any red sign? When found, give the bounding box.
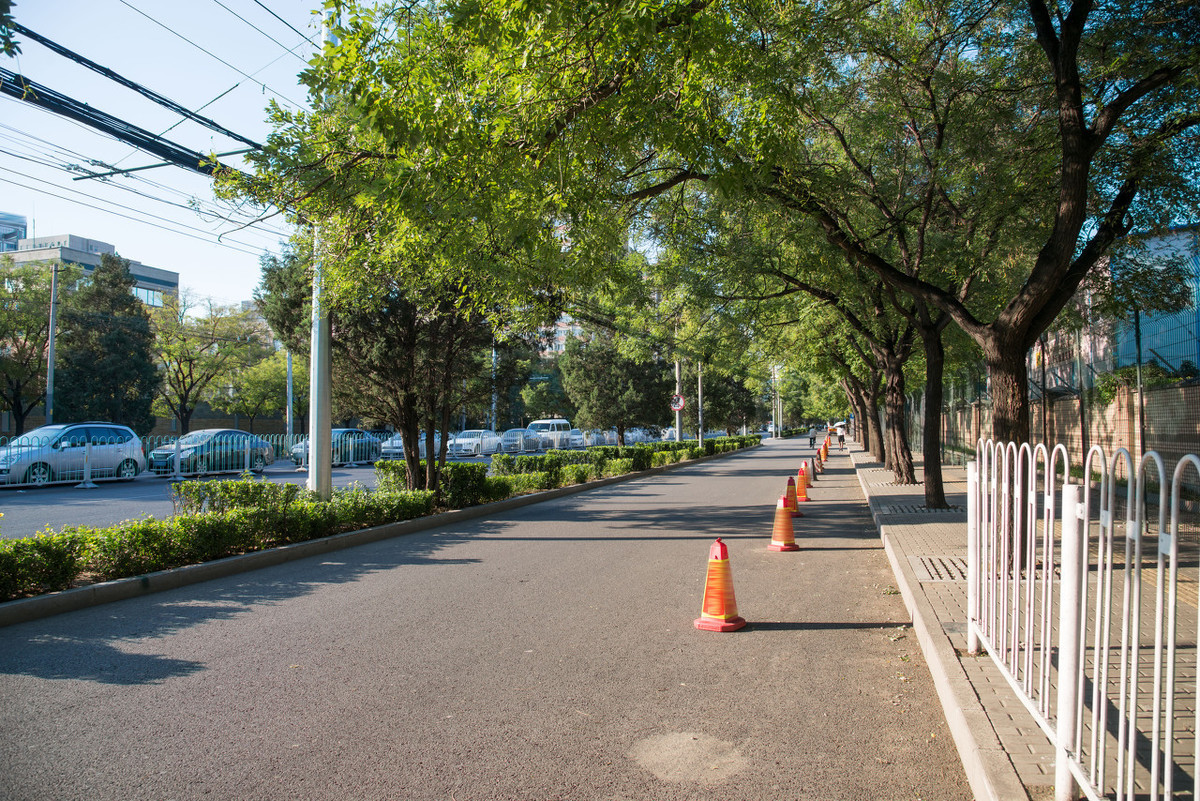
[670,394,686,411]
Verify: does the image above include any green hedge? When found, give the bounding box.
[0,435,760,603]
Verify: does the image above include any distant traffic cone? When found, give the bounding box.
[795,469,810,502]
[821,440,829,460]
[768,494,800,551]
[785,476,802,516]
[694,538,747,631]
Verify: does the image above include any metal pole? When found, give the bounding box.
[491,342,497,431]
[286,350,294,441]
[1054,482,1084,801]
[306,13,337,501]
[674,358,682,442]
[307,239,332,499]
[697,361,704,447]
[967,460,981,655]
[45,264,58,425]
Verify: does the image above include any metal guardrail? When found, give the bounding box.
[969,439,1200,800]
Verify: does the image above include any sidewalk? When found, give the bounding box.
[834,441,1056,801]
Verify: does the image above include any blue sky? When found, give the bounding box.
[2,1,323,304]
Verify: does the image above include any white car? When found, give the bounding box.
[567,428,586,449]
[526,418,572,450]
[450,430,503,457]
[501,428,537,453]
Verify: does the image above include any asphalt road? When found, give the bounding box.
[0,439,970,800]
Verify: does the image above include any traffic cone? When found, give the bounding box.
[769,494,800,551]
[806,457,817,483]
[821,440,829,461]
[795,469,810,502]
[694,538,747,632]
[785,476,802,516]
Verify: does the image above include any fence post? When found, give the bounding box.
[1055,482,1084,801]
[173,437,182,479]
[244,438,251,473]
[76,440,98,489]
[967,460,980,655]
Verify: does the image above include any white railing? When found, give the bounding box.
[968,439,1200,801]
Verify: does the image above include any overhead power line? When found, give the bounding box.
[118,0,306,111]
[8,22,261,149]
[0,68,247,179]
[207,0,311,65]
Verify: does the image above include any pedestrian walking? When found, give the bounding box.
[808,425,817,448]
[836,423,846,451]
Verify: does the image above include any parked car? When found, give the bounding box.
[526,418,572,450]
[567,428,586,449]
[380,433,405,461]
[583,429,607,447]
[0,422,146,487]
[380,431,444,460]
[147,428,274,476]
[501,428,537,453]
[450,429,503,457]
[289,428,382,466]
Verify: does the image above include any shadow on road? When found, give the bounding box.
[0,525,481,686]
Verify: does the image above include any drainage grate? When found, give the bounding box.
[909,555,968,582]
[879,504,962,515]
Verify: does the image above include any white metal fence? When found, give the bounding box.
[969,438,1200,800]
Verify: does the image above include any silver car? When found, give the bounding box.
[0,422,146,487]
[501,428,536,453]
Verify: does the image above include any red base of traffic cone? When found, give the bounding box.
[694,615,748,632]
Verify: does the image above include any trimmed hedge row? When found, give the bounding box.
[0,435,760,603]
[0,480,434,601]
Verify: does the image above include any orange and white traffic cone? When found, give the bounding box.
[694,538,747,631]
[785,476,802,516]
[769,494,800,552]
[795,469,810,502]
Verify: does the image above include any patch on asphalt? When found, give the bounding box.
[629,732,747,783]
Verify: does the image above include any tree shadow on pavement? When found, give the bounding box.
[0,527,482,686]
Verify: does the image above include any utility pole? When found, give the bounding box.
[674,358,682,442]
[45,264,59,425]
[697,361,704,447]
[286,349,294,441]
[306,12,337,500]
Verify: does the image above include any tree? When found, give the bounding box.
[151,294,260,434]
[520,358,573,423]
[208,348,292,433]
[255,0,1199,448]
[0,259,80,434]
[55,253,160,432]
[560,327,669,443]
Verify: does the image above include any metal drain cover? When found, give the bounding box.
[879,504,962,515]
[909,555,968,582]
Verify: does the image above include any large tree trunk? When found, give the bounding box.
[866,371,886,463]
[916,310,950,508]
[984,332,1032,444]
[882,355,916,484]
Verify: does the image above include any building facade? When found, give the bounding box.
[7,233,179,306]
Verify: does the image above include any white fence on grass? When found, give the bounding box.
[968,439,1200,800]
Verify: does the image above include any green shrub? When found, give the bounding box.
[564,464,591,484]
[374,459,409,492]
[441,462,490,508]
[173,477,306,515]
[87,518,189,581]
[490,453,516,475]
[604,457,635,476]
[0,531,90,601]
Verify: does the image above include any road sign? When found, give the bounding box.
[670,394,686,412]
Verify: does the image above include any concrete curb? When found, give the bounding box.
[855,463,1029,801]
[0,444,758,629]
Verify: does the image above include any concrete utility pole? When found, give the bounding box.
[286,350,294,441]
[674,358,682,442]
[45,264,59,425]
[306,11,337,500]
